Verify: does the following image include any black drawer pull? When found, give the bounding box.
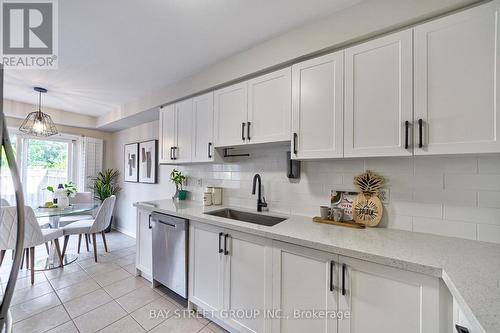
[342,264,346,296]
[148,215,152,229]
[241,122,246,141]
[330,261,335,292]
[418,119,423,148]
[247,122,251,140]
[218,232,223,253]
[293,133,298,155]
[224,234,230,255]
[208,142,212,159]
[405,121,409,149]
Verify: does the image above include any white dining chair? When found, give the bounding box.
[0,206,64,284]
[61,195,116,262]
[0,198,10,206]
[58,192,94,226]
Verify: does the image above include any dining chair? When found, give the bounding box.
[61,195,116,262]
[58,192,94,226]
[0,198,10,206]
[0,206,64,284]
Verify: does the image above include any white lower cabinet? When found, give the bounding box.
[189,225,451,333]
[271,241,339,333]
[135,209,153,281]
[189,222,273,333]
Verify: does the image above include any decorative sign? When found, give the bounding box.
[352,170,385,227]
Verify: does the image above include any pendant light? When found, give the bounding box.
[19,87,58,137]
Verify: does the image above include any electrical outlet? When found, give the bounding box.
[379,188,390,204]
[197,178,203,187]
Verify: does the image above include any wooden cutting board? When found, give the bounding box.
[312,216,366,229]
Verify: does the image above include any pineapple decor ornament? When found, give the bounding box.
[352,170,385,227]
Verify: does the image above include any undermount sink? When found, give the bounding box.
[204,208,287,226]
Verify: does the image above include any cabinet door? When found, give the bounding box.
[135,209,152,281]
[189,222,225,312]
[272,241,338,333]
[344,30,413,157]
[159,104,176,164]
[291,51,344,159]
[247,68,291,144]
[175,99,193,163]
[192,92,215,163]
[214,82,248,147]
[414,1,500,155]
[338,256,441,333]
[224,230,273,333]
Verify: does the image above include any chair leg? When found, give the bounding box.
[62,235,70,257]
[30,247,35,285]
[85,234,90,252]
[20,249,24,269]
[91,233,98,262]
[25,248,30,270]
[0,250,5,266]
[54,239,64,267]
[45,242,50,254]
[77,234,82,254]
[101,231,108,252]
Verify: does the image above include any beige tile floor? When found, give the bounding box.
[0,231,228,333]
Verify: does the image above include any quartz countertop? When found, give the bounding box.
[134,199,500,333]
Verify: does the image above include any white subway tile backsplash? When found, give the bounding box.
[412,217,477,240]
[445,174,500,191]
[477,191,500,208]
[477,224,500,244]
[182,145,500,243]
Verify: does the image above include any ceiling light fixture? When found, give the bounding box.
[19,87,58,137]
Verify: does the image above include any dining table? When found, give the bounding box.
[33,203,98,270]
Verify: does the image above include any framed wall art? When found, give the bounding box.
[124,143,139,182]
[138,140,158,184]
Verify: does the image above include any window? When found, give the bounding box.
[22,137,74,206]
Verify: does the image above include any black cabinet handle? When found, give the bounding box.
[241,122,246,141]
[218,232,223,254]
[342,264,346,296]
[405,121,409,149]
[247,122,251,140]
[293,133,298,155]
[170,147,173,160]
[418,119,423,148]
[330,261,335,292]
[224,234,230,255]
[172,147,177,160]
[148,215,152,229]
[208,142,212,159]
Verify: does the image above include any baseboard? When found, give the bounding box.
[112,225,136,238]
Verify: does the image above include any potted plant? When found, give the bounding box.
[90,168,121,232]
[170,169,187,200]
[44,181,77,207]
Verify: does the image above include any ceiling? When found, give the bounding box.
[4,0,361,118]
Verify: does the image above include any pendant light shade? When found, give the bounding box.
[19,87,58,137]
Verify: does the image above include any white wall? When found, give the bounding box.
[97,0,481,129]
[110,121,500,244]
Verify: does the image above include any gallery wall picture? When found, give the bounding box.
[139,140,158,184]
[124,143,139,182]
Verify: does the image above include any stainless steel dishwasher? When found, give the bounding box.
[151,212,188,299]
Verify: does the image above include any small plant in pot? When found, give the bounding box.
[170,169,187,200]
[91,168,121,232]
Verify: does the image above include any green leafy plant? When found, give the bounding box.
[45,181,77,197]
[91,169,121,202]
[170,169,186,191]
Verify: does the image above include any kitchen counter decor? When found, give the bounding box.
[352,170,384,227]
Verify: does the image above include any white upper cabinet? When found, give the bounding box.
[247,68,291,144]
[159,104,176,164]
[214,82,248,147]
[174,99,193,163]
[192,92,214,162]
[291,51,344,159]
[344,30,413,157]
[414,1,500,155]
